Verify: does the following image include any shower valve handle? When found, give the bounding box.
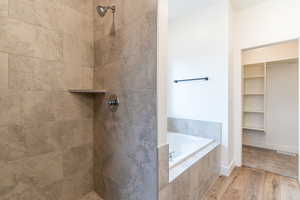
[106,94,119,112]
[107,99,118,105]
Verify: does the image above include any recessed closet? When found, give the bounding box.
[242,40,299,178]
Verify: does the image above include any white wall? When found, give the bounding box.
[232,0,300,165]
[168,0,233,173]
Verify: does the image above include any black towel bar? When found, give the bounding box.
[174,77,209,83]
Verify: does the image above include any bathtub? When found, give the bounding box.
[160,132,220,200]
[168,132,214,169]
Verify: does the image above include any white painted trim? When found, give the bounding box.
[157,0,168,147]
[243,143,298,154]
[220,160,236,176]
[234,48,243,167]
[298,38,300,183]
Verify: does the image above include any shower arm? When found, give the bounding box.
[110,5,116,13]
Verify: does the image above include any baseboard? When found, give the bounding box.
[276,150,297,156]
[220,160,235,176]
[243,142,298,154]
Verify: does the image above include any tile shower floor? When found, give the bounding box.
[80,192,103,200]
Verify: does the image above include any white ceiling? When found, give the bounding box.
[230,0,267,10]
[169,0,268,20]
[169,0,269,20]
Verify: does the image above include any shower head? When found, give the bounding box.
[96,5,116,17]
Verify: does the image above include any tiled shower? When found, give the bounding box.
[93,0,158,199]
[0,0,158,200]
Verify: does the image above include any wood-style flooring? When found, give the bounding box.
[202,167,300,200]
[243,145,298,178]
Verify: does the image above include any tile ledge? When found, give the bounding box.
[69,89,106,94]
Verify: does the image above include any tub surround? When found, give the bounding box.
[160,146,220,200]
[168,118,222,143]
[158,118,222,200]
[159,144,169,191]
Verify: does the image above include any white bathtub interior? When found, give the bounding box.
[167,132,219,182]
[168,132,214,168]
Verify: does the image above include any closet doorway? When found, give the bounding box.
[242,40,299,178]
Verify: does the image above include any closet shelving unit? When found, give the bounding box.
[243,58,298,134]
[243,63,266,133]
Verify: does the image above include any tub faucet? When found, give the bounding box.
[169,151,175,161]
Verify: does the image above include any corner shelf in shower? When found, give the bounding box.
[69,89,107,94]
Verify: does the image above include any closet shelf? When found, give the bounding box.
[243,127,265,132]
[244,93,264,96]
[244,75,264,79]
[243,63,265,67]
[69,89,107,94]
[243,110,264,114]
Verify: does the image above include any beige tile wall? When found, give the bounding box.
[0,0,94,199]
[0,0,8,17]
[159,144,169,191]
[0,52,8,89]
[93,0,158,199]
